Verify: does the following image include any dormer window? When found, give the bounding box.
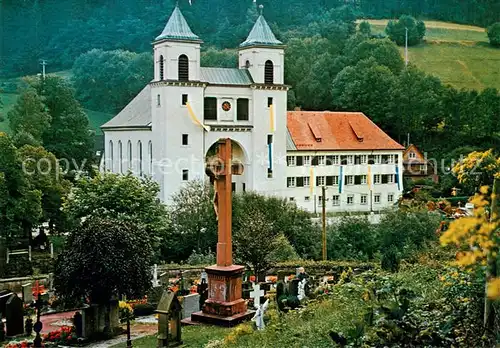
[178,54,189,81]
[159,55,164,80]
[264,60,274,84]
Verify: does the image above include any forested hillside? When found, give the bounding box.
[1,0,499,76]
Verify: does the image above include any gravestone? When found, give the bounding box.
[196,279,208,309]
[290,279,300,297]
[73,312,83,338]
[22,283,33,304]
[249,283,265,309]
[0,291,13,315]
[181,293,200,319]
[156,291,182,347]
[5,294,24,337]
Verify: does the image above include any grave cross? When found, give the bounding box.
[249,283,265,309]
[31,281,46,347]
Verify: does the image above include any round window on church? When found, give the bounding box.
[222,101,231,112]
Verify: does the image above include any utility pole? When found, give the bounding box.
[322,186,327,261]
[405,27,409,67]
[39,59,47,80]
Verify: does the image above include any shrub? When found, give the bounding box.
[327,216,377,260]
[487,22,500,47]
[186,249,216,265]
[386,15,426,46]
[133,303,155,317]
[381,246,400,272]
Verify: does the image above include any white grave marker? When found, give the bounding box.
[249,283,265,309]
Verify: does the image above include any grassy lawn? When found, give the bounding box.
[110,325,229,348]
[357,20,499,91]
[85,109,114,135]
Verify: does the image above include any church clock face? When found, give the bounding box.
[222,101,231,112]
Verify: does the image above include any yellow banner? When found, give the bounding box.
[269,104,275,133]
[367,165,372,191]
[310,167,314,195]
[186,102,210,132]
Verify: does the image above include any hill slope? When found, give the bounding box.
[361,20,500,90]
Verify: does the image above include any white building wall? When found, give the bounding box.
[238,47,285,84]
[104,129,153,178]
[285,150,404,213]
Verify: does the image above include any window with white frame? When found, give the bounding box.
[289,197,295,202]
[303,156,311,166]
[374,174,381,184]
[347,155,354,165]
[318,156,326,165]
[332,155,339,165]
[409,152,416,159]
[388,193,394,202]
[305,196,310,202]
[182,169,189,181]
[360,155,367,164]
[287,177,296,187]
[387,174,395,184]
[387,155,395,164]
[345,175,354,185]
[318,196,323,205]
[332,195,340,206]
[361,175,367,184]
[316,176,325,186]
[373,155,381,164]
[304,176,310,187]
[287,156,296,166]
[374,194,381,204]
[347,195,354,205]
[333,176,339,185]
[361,194,368,205]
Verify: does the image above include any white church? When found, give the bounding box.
[102,6,405,213]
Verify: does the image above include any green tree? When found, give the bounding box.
[54,217,153,306]
[327,216,377,260]
[487,22,500,47]
[386,15,426,46]
[233,209,280,280]
[233,192,320,259]
[166,180,217,262]
[346,38,404,74]
[332,58,397,127]
[72,49,153,113]
[26,76,94,170]
[8,89,51,143]
[17,145,71,233]
[358,21,372,37]
[200,48,238,68]
[63,173,169,260]
[0,133,42,246]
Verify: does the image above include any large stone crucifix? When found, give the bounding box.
[191,138,254,326]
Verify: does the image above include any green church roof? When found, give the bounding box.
[155,6,201,42]
[240,15,283,48]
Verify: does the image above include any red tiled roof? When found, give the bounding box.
[287,111,404,151]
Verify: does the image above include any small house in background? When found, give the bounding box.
[403,144,438,183]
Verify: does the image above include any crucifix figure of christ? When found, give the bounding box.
[191,138,254,326]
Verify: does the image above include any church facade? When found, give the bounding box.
[102,6,404,212]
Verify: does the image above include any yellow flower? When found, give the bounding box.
[487,278,500,299]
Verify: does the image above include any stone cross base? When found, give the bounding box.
[190,264,254,327]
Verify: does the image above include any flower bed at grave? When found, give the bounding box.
[42,326,76,345]
[4,341,44,348]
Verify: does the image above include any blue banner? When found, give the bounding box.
[339,166,343,193]
[395,165,400,190]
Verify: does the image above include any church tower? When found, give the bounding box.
[153,5,202,81]
[238,12,285,84]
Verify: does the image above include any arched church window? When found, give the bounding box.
[265,60,274,84]
[138,141,143,177]
[148,141,153,175]
[245,60,250,69]
[118,141,123,174]
[159,55,164,80]
[127,140,132,171]
[178,54,189,81]
[108,140,114,172]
